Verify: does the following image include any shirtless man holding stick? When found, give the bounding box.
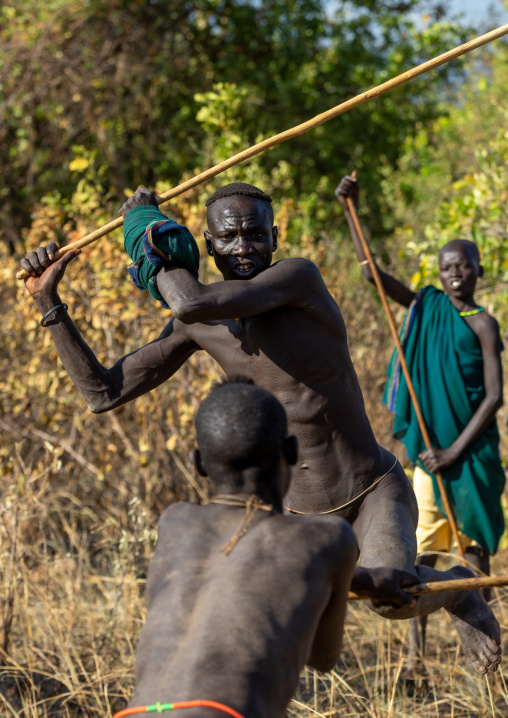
[20,182,501,674]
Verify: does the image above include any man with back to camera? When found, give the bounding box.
[21,181,501,674]
[118,377,361,718]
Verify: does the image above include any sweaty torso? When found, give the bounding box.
[182,284,389,512]
[131,503,344,718]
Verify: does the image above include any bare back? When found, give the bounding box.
[131,503,355,718]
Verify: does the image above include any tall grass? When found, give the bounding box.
[2,429,508,717]
[2,222,507,717]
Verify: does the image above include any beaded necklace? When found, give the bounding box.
[459,306,485,317]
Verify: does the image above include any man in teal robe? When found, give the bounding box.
[337,172,505,668]
[384,284,505,556]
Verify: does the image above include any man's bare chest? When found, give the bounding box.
[186,311,300,377]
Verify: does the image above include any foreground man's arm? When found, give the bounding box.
[307,522,417,672]
[118,185,326,323]
[20,249,199,413]
[351,567,418,608]
[157,259,327,324]
[116,184,331,323]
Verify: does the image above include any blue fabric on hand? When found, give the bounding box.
[123,206,200,309]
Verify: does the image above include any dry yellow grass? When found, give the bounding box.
[2,435,508,718]
[2,225,508,717]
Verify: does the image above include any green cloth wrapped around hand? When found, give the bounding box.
[123,206,200,309]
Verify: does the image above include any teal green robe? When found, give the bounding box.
[383,286,505,554]
[123,206,200,308]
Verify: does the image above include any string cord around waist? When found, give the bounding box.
[284,455,398,515]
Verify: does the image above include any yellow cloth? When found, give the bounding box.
[413,466,474,553]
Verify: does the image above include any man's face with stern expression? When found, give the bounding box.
[205,196,278,281]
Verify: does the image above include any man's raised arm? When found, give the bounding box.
[157,258,326,325]
[115,184,331,325]
[20,248,198,413]
[335,173,416,309]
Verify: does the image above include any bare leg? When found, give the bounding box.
[407,548,491,672]
[406,554,437,672]
[353,465,501,673]
[465,546,491,601]
[407,546,491,672]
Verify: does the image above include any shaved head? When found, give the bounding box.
[206,183,274,225]
[195,378,290,488]
[205,182,272,208]
[439,239,480,265]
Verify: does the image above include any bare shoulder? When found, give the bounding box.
[158,501,203,528]
[476,311,501,333]
[156,316,176,339]
[156,316,192,341]
[148,315,202,357]
[299,513,356,543]
[270,257,323,280]
[272,513,356,555]
[471,311,502,347]
[265,257,325,291]
[266,257,335,310]
[155,316,176,339]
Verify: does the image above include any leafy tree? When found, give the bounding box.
[380,44,508,316]
[1,0,468,253]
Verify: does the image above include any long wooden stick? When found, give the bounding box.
[16,23,508,281]
[348,574,508,601]
[346,198,466,564]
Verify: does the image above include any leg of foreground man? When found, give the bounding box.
[407,546,492,672]
[352,465,501,674]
